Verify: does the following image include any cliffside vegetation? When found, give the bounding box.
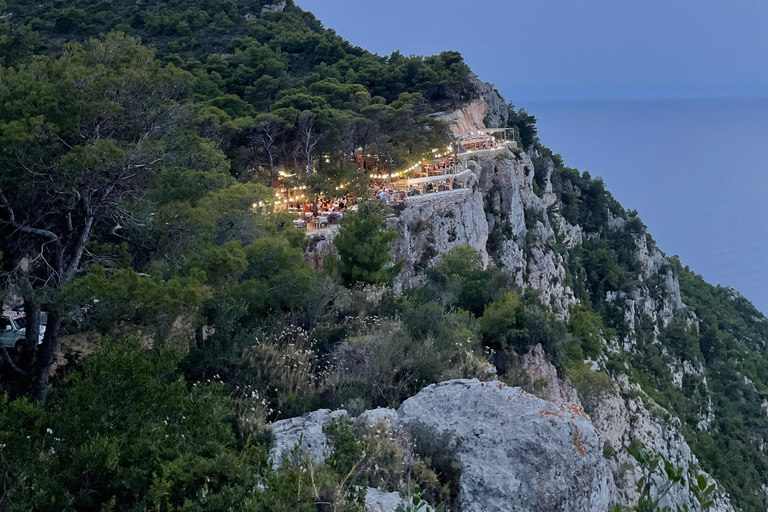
[526,126,768,511]
[1,1,768,511]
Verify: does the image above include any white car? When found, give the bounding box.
[0,313,45,353]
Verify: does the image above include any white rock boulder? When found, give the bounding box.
[269,379,614,511]
[396,379,614,512]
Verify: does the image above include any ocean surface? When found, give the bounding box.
[522,98,768,313]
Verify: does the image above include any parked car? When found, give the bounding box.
[0,312,45,353]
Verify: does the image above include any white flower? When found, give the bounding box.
[46,428,53,435]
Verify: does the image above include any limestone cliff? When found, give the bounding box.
[390,176,489,289]
[382,89,733,509]
[433,78,507,135]
[299,85,744,511]
[386,146,731,510]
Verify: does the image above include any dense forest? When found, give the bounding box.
[1,1,768,511]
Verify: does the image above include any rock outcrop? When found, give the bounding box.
[518,346,733,512]
[397,379,613,512]
[298,85,734,511]
[474,79,508,129]
[260,1,286,15]
[589,376,734,512]
[434,98,488,137]
[390,175,489,289]
[303,229,338,271]
[433,78,507,136]
[364,488,408,512]
[519,343,581,406]
[270,409,347,468]
[270,379,614,512]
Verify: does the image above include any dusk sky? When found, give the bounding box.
[301,0,768,312]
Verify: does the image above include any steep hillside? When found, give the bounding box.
[376,101,768,509]
[1,1,767,511]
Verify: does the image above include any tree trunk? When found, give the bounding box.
[35,311,60,407]
[24,300,40,351]
[269,154,275,187]
[195,325,205,349]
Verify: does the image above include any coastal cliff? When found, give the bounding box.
[298,85,741,511]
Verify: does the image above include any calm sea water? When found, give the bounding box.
[523,98,768,313]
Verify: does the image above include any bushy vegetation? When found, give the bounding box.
[322,418,460,510]
[2,1,768,510]
[514,104,768,510]
[0,337,368,512]
[0,3,475,508]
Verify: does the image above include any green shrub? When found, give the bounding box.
[566,362,614,412]
[408,422,462,509]
[325,418,367,479]
[568,306,606,358]
[334,201,401,286]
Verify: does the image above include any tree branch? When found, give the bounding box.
[0,347,27,377]
[0,187,60,242]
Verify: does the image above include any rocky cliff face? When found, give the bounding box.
[385,146,732,510]
[433,98,488,137]
[396,380,613,512]
[389,178,489,289]
[260,1,287,15]
[433,78,507,135]
[298,86,738,511]
[378,88,734,509]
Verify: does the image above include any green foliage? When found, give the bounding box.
[328,316,487,409]
[480,291,526,352]
[692,473,716,510]
[0,394,43,495]
[396,486,446,512]
[667,260,768,512]
[334,201,400,286]
[407,423,462,509]
[325,418,367,478]
[568,305,609,358]
[4,337,248,510]
[322,419,458,510]
[63,267,212,337]
[426,244,509,316]
[1,337,369,512]
[565,361,614,411]
[603,440,615,459]
[507,104,538,150]
[151,167,234,206]
[480,291,560,357]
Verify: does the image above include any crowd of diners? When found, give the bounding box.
[277,136,508,230]
[285,196,356,230]
[456,135,507,153]
[410,157,466,178]
[369,176,466,205]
